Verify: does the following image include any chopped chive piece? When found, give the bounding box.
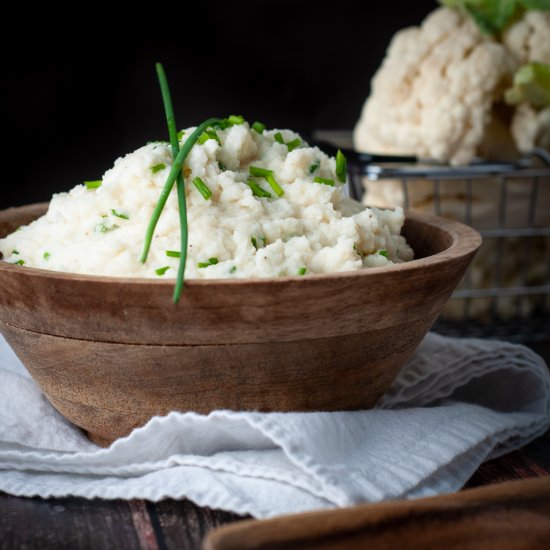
[249,165,273,177]
[297,267,307,276]
[309,160,320,174]
[198,257,218,268]
[266,174,284,196]
[155,266,170,276]
[378,249,389,258]
[12,250,19,255]
[198,132,210,144]
[247,179,272,198]
[218,161,226,171]
[85,180,102,189]
[192,177,213,200]
[111,209,129,220]
[229,266,237,274]
[198,128,220,145]
[96,223,120,233]
[151,163,166,174]
[336,149,347,182]
[314,176,335,187]
[166,250,181,258]
[43,252,51,260]
[13,259,25,266]
[286,138,301,152]
[177,129,185,140]
[208,129,221,144]
[252,121,266,133]
[274,132,285,144]
[251,236,266,249]
[227,114,244,125]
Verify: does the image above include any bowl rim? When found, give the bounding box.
[0,203,481,287]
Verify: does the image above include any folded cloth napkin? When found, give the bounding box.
[0,332,549,518]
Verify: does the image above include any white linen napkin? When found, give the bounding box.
[0,332,549,518]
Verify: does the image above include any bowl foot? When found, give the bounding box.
[87,432,114,448]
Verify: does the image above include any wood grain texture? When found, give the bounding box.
[0,203,481,445]
[203,477,550,550]
[0,493,244,550]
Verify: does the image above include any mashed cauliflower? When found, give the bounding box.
[0,123,413,278]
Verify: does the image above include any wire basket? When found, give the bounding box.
[347,149,550,343]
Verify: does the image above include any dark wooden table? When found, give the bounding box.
[2,343,549,550]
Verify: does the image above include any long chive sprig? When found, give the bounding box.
[154,63,188,303]
[140,76,221,303]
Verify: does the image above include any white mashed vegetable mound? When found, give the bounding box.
[0,123,413,278]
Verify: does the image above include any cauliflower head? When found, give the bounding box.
[354,6,550,164]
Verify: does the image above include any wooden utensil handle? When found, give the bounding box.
[203,477,550,550]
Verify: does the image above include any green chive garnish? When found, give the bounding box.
[251,236,265,249]
[247,179,272,198]
[378,249,389,258]
[198,128,220,145]
[266,174,284,197]
[286,138,301,152]
[13,259,25,266]
[336,149,347,183]
[273,132,300,152]
[142,64,223,303]
[198,257,219,268]
[166,250,181,258]
[177,130,185,141]
[96,223,120,233]
[230,266,237,274]
[43,252,51,260]
[249,167,283,195]
[249,166,273,177]
[85,180,102,189]
[227,114,244,125]
[252,121,266,133]
[155,266,170,276]
[314,177,335,187]
[218,161,226,171]
[12,250,19,255]
[192,177,213,200]
[309,160,320,174]
[111,209,129,220]
[151,163,166,174]
[297,267,307,275]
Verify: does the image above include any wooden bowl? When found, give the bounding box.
[0,203,481,446]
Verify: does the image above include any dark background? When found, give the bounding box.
[1,0,436,210]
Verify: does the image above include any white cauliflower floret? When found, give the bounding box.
[354,7,516,165]
[504,11,550,153]
[354,7,550,165]
[503,11,550,65]
[511,103,550,152]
